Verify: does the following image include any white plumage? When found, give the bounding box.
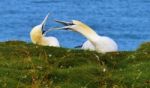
[81,40,95,51]
[30,14,60,47]
[81,35,118,53]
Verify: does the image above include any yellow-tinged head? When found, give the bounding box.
[30,25,43,44]
[30,13,49,44]
[72,20,92,30]
[71,20,97,34]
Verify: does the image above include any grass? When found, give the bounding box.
[0,41,150,88]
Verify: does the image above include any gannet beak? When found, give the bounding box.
[54,20,74,26]
[43,20,74,35]
[41,13,50,34]
[51,20,74,30]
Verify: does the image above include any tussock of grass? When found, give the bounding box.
[0,41,150,88]
[137,42,150,52]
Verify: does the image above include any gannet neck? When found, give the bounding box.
[71,20,100,42]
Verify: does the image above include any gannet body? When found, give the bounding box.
[82,40,95,51]
[54,20,118,53]
[30,14,60,47]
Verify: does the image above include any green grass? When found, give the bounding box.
[0,41,150,88]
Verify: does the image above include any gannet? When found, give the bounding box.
[54,20,118,53]
[30,14,60,47]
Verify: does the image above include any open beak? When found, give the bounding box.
[41,13,49,34]
[54,20,74,26]
[50,20,74,30]
[43,20,74,35]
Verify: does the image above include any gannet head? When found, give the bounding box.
[30,13,49,44]
[53,20,97,35]
[54,20,84,31]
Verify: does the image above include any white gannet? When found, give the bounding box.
[30,14,60,47]
[54,20,118,53]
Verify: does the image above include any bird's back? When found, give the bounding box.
[82,40,95,51]
[43,36,60,47]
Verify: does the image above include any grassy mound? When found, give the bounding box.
[0,41,150,88]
